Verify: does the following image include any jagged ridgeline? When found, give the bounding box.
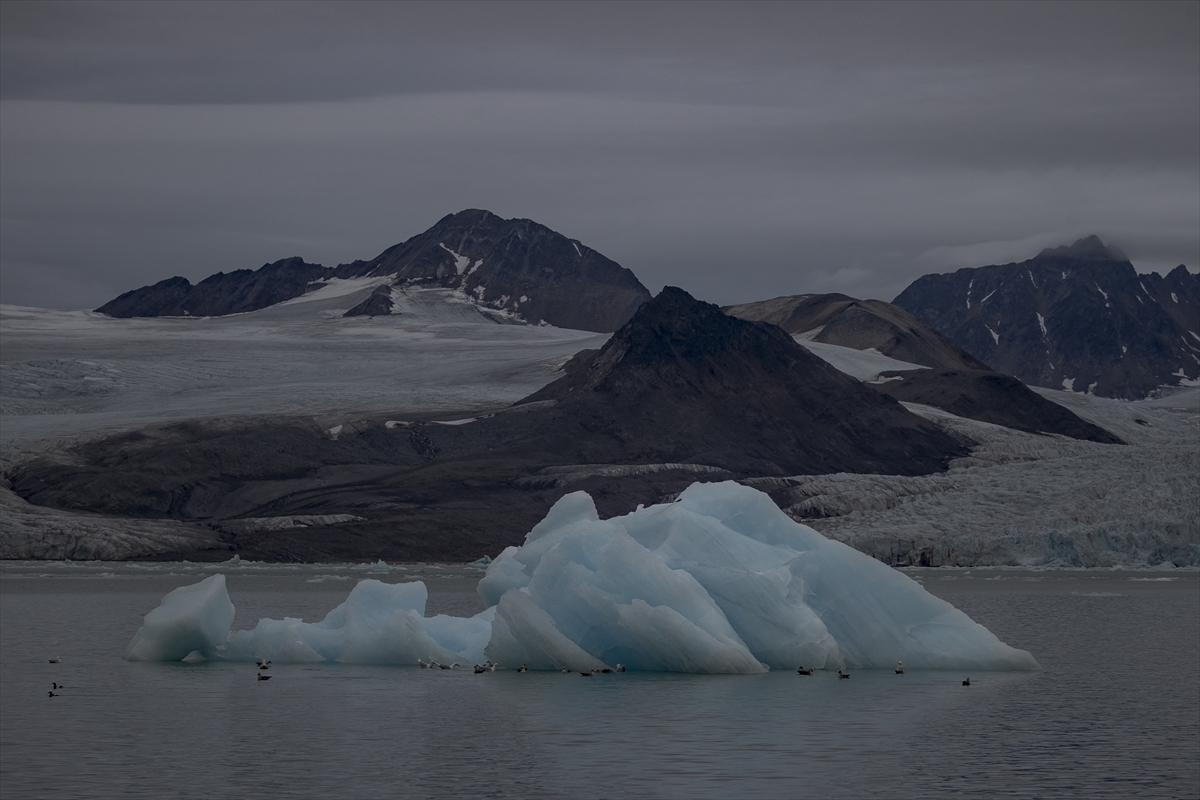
[13,288,971,562]
[95,209,652,333]
[893,236,1200,399]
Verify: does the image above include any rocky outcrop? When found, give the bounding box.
[725,293,990,371]
[893,236,1200,398]
[96,210,651,333]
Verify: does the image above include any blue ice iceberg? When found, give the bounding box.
[125,482,1038,672]
[481,482,1038,672]
[124,573,235,661]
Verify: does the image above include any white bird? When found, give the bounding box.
[615,664,625,672]
[438,662,459,670]
[256,659,271,670]
[561,667,571,674]
[518,664,528,673]
[895,661,905,674]
[418,658,431,668]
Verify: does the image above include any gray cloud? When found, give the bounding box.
[1,1,1196,310]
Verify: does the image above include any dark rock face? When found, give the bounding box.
[724,293,990,371]
[519,286,969,476]
[96,209,651,333]
[17,288,970,561]
[343,285,395,317]
[893,236,1200,399]
[96,258,331,318]
[869,369,1123,444]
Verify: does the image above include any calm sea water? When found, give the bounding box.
[2,563,1197,799]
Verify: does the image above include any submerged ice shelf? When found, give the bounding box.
[125,483,1038,673]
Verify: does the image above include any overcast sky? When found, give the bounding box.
[1,0,1197,311]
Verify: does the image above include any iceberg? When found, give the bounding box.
[124,482,1038,673]
[124,574,235,661]
[480,482,1038,672]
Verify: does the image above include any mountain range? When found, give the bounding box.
[96,209,651,333]
[11,288,974,561]
[893,236,1199,399]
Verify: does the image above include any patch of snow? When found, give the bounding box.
[467,259,483,277]
[1028,271,1037,288]
[1140,281,1150,295]
[519,296,528,304]
[794,338,927,381]
[326,424,343,439]
[866,375,905,385]
[985,324,1000,345]
[979,289,996,304]
[1062,377,1075,391]
[1096,284,1108,301]
[966,278,973,309]
[384,420,409,429]
[794,326,825,342]
[1122,346,1127,354]
[431,418,477,426]
[1191,331,1200,343]
[439,243,472,275]
[1036,313,1047,336]
[1087,382,1098,395]
[1062,271,1068,280]
[1172,292,1179,303]
[572,242,582,257]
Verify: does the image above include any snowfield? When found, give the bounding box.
[2,289,1196,566]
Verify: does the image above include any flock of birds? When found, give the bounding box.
[44,653,970,690]
[795,660,972,685]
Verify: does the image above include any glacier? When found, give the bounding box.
[125,482,1038,673]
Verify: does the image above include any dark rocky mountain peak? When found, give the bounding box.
[894,237,1199,399]
[1037,235,1127,262]
[352,209,651,332]
[96,210,651,332]
[520,286,969,476]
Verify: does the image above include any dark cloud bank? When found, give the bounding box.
[1,1,1197,311]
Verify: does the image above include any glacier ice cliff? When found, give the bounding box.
[125,483,1038,673]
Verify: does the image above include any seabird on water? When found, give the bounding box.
[837,670,850,679]
[895,661,905,674]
